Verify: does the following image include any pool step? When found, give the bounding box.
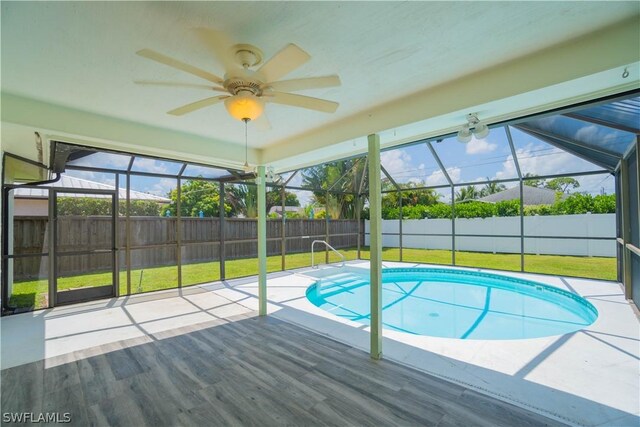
[317,275,368,294]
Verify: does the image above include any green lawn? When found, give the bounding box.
[10,247,616,310]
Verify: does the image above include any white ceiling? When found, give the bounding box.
[2,1,638,157]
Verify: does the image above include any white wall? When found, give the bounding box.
[13,199,48,216]
[365,213,616,257]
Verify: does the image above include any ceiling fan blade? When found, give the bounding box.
[136,49,224,84]
[194,28,238,72]
[134,80,227,92]
[266,75,341,92]
[268,92,338,113]
[258,44,310,82]
[167,95,228,116]
[253,112,271,131]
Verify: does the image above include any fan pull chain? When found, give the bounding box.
[244,118,249,169]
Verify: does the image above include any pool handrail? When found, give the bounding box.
[311,240,345,269]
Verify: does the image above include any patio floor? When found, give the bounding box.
[1,263,638,426]
[0,312,564,426]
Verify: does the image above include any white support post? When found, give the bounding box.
[257,165,267,316]
[368,134,382,360]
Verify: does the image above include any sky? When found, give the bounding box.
[63,120,622,207]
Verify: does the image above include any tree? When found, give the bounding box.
[455,185,479,201]
[223,184,257,218]
[161,179,234,217]
[544,177,580,193]
[265,188,300,213]
[480,178,506,197]
[382,182,440,211]
[301,158,364,219]
[523,173,544,188]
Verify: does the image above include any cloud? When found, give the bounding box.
[493,142,599,182]
[465,137,497,155]
[132,157,177,174]
[381,149,412,176]
[573,173,615,195]
[491,142,613,194]
[425,167,460,186]
[64,170,116,187]
[150,178,177,197]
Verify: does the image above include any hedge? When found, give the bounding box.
[361,193,615,220]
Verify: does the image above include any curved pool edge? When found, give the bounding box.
[305,266,598,340]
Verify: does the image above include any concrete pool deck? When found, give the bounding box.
[1,261,638,426]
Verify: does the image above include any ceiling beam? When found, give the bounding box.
[1,93,259,170]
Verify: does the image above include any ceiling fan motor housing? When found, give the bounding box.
[225,78,263,97]
[231,44,263,68]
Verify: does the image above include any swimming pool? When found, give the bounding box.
[306,268,598,339]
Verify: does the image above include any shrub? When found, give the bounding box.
[359,193,615,220]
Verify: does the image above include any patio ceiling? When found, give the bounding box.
[1,2,639,172]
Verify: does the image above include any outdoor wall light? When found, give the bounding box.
[457,113,489,143]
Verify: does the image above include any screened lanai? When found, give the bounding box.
[2,2,640,426]
[3,92,639,314]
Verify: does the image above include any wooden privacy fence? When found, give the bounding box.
[12,216,362,279]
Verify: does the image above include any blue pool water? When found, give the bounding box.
[306,268,598,340]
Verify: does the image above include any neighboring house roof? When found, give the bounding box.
[268,206,302,215]
[477,186,564,206]
[13,175,171,203]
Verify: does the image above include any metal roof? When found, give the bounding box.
[477,186,564,206]
[13,175,171,202]
[514,96,639,172]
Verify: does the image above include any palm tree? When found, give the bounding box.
[480,178,506,197]
[455,185,479,201]
[224,184,256,218]
[301,158,364,219]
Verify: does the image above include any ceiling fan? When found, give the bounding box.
[135,28,341,128]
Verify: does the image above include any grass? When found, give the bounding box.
[10,247,616,310]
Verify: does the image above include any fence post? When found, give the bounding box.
[586,211,592,257]
[492,215,497,254]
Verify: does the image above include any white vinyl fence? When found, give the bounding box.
[365,213,616,257]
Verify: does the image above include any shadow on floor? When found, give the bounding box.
[1,314,570,427]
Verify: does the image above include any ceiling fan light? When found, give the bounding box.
[457,125,472,143]
[224,92,264,121]
[473,123,490,139]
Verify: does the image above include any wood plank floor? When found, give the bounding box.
[1,312,565,427]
